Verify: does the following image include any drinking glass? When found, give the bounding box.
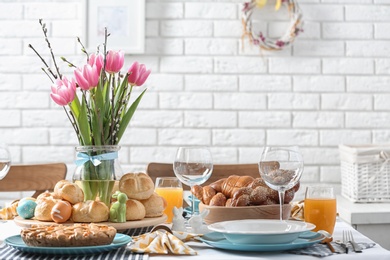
[173,147,213,216]
[0,144,11,180]
[155,177,183,223]
[304,186,337,235]
[258,146,303,221]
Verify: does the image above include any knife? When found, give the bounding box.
[350,240,363,253]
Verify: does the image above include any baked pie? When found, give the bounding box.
[20,223,116,247]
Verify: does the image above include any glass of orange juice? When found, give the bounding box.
[155,177,183,223]
[304,186,337,235]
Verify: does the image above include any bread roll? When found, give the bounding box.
[140,193,167,218]
[54,180,84,205]
[36,191,61,201]
[119,173,154,200]
[71,200,109,223]
[125,199,146,221]
[35,197,59,221]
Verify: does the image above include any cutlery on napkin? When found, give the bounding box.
[128,225,201,255]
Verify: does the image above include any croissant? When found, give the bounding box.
[221,175,255,198]
[191,185,216,205]
[192,175,300,207]
[191,175,253,205]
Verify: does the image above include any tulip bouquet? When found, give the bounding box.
[29,19,151,206]
[30,21,150,146]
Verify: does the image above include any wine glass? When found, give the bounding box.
[258,146,303,221]
[0,144,11,180]
[173,147,213,216]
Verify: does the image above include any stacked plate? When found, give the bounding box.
[200,219,325,252]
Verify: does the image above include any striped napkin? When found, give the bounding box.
[0,226,153,260]
[289,241,376,257]
[128,230,200,255]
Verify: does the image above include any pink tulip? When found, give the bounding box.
[88,53,104,74]
[50,76,76,106]
[74,64,99,91]
[105,50,124,74]
[127,62,151,86]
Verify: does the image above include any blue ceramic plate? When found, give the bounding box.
[5,233,131,255]
[199,231,324,252]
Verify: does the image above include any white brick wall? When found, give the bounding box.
[1,0,390,202]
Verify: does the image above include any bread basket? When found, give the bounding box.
[199,203,291,225]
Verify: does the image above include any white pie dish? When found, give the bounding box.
[207,219,316,244]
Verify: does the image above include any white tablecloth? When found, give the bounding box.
[1,219,389,260]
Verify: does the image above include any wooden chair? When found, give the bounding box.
[0,163,67,198]
[146,162,260,190]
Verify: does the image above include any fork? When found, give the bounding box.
[340,230,349,254]
[346,230,363,253]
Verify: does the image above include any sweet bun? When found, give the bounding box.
[36,191,61,201]
[54,180,84,205]
[140,193,167,218]
[119,173,154,200]
[71,200,109,223]
[35,197,59,221]
[125,199,146,221]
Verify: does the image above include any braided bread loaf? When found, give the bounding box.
[191,175,299,207]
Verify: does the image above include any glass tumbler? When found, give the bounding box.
[155,177,183,223]
[304,186,337,235]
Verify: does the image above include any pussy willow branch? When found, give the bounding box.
[81,90,95,145]
[77,37,89,61]
[39,19,62,80]
[63,107,82,144]
[110,75,116,145]
[28,44,57,81]
[60,57,77,68]
[102,28,109,77]
[113,77,130,138]
[40,68,54,83]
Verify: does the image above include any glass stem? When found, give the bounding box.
[278,190,285,221]
[190,185,196,216]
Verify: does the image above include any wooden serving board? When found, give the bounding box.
[14,215,167,230]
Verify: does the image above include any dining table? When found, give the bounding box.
[1,217,390,260]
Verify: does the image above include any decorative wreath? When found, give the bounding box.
[242,0,303,51]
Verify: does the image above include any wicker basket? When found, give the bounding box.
[339,144,390,203]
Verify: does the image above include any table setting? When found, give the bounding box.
[1,146,390,260]
[0,144,390,259]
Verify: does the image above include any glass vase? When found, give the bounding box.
[72,145,123,207]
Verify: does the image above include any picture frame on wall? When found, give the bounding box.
[83,0,145,53]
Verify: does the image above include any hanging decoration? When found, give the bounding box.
[242,0,303,51]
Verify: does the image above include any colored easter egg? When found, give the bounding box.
[16,200,37,219]
[51,200,72,223]
[19,197,36,204]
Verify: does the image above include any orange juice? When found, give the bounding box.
[304,198,337,234]
[155,187,183,223]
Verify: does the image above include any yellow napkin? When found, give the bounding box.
[128,230,200,255]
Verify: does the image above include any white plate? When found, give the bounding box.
[208,219,316,244]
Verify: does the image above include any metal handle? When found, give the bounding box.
[350,241,363,253]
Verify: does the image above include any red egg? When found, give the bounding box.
[51,200,72,223]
